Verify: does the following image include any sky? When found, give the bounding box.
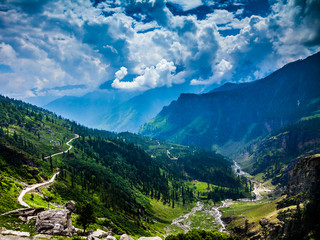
[0,0,319,103]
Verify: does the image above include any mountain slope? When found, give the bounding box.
[239,116,320,185]
[0,94,249,236]
[98,86,183,133]
[140,52,320,154]
[44,84,203,133]
[44,90,135,128]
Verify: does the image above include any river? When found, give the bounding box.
[170,160,271,233]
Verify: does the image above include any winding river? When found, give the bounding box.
[170,160,271,233]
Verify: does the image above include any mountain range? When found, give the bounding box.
[44,84,203,133]
[1,52,320,239]
[140,52,320,157]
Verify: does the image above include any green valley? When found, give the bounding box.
[0,94,249,239]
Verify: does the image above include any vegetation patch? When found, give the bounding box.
[0,176,23,214]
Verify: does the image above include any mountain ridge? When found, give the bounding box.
[140,51,320,154]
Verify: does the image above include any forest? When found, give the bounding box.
[0,94,250,235]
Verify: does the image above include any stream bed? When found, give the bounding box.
[170,161,271,234]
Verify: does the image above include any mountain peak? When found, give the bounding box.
[140,51,320,153]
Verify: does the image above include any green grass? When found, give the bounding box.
[41,186,65,205]
[23,193,57,209]
[0,176,24,214]
[0,214,37,236]
[161,202,220,236]
[7,119,74,157]
[148,199,196,234]
[221,199,279,232]
[150,199,196,222]
[222,200,277,222]
[187,181,210,193]
[189,211,218,231]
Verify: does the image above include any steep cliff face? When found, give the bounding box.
[240,117,320,184]
[286,154,320,199]
[226,155,320,240]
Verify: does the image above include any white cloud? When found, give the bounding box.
[112,59,176,90]
[207,10,235,25]
[115,66,128,80]
[0,0,319,99]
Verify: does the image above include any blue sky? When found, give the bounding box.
[0,0,319,101]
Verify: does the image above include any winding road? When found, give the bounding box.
[17,134,79,208]
[44,134,79,159]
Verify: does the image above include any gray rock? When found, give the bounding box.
[286,155,320,199]
[138,237,162,240]
[34,209,75,236]
[0,229,30,237]
[18,216,27,222]
[106,236,117,240]
[120,234,134,240]
[88,229,108,239]
[259,218,269,227]
[65,200,76,212]
[27,216,37,224]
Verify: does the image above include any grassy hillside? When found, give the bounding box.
[0,94,248,237]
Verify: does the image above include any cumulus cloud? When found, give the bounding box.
[0,0,112,98]
[112,59,176,90]
[0,0,319,100]
[115,66,128,80]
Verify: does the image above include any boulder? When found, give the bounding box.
[65,200,76,212]
[27,216,37,224]
[0,229,30,237]
[259,218,269,227]
[120,234,135,240]
[34,209,75,236]
[18,216,27,222]
[138,237,162,240]
[106,236,117,240]
[88,229,108,239]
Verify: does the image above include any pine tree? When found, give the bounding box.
[76,201,96,233]
[49,156,53,172]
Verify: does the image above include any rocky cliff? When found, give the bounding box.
[286,154,320,199]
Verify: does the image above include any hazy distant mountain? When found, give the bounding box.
[98,86,184,133]
[44,90,135,128]
[140,52,320,154]
[44,82,204,133]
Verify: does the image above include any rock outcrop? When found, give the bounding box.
[88,229,109,239]
[120,234,135,240]
[138,237,162,240]
[286,155,320,199]
[34,201,76,236]
[258,218,285,240]
[65,200,76,212]
[34,209,75,236]
[106,235,117,240]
